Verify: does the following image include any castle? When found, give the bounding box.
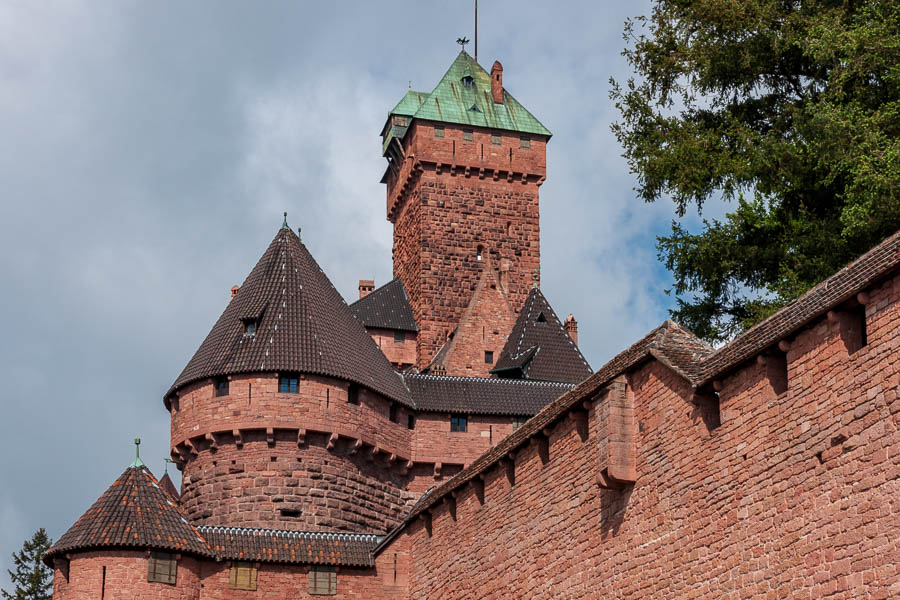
[45,51,900,599]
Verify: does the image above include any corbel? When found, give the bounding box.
[349,439,364,455]
[327,432,339,450]
[233,429,243,449]
[444,496,457,520]
[464,166,471,177]
[204,433,218,452]
[185,438,199,458]
[857,291,870,305]
[433,462,442,478]
[712,380,724,392]
[388,453,398,464]
[478,167,485,179]
[778,340,791,353]
[472,477,485,504]
[756,355,768,366]
[296,428,307,448]
[266,427,275,447]
[597,375,637,490]
[507,171,514,182]
[492,170,500,181]
[368,445,381,462]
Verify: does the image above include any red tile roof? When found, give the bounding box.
[199,527,380,567]
[167,228,411,407]
[46,466,209,561]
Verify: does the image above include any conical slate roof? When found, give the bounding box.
[167,227,411,406]
[46,466,208,562]
[492,287,592,384]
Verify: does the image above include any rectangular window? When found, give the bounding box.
[279,376,299,394]
[463,129,473,142]
[407,414,415,430]
[491,133,502,146]
[450,415,468,433]
[434,125,444,139]
[229,562,257,591]
[512,416,528,431]
[484,350,494,364]
[394,330,405,343]
[214,377,229,397]
[309,566,337,595]
[519,135,531,149]
[389,404,399,423]
[243,319,256,336]
[347,384,360,405]
[147,552,177,585]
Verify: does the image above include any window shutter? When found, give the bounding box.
[309,566,337,595]
[147,552,177,585]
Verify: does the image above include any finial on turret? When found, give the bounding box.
[164,457,174,475]
[282,212,290,230]
[532,267,540,288]
[130,438,144,468]
[297,226,302,241]
[456,37,470,52]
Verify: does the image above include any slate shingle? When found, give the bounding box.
[349,278,418,332]
[492,287,592,384]
[403,373,572,416]
[167,228,411,407]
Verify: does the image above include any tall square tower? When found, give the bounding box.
[381,52,551,368]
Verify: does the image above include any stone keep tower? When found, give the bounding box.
[381,52,551,369]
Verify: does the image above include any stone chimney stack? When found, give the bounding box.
[231,285,240,299]
[358,280,375,299]
[491,61,504,104]
[564,314,578,346]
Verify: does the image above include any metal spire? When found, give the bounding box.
[474,0,478,62]
[164,457,174,475]
[532,267,540,288]
[130,438,145,468]
[281,212,290,230]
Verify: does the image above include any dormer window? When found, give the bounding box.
[536,312,547,323]
[242,318,257,336]
[461,75,474,89]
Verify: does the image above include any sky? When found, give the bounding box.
[0,0,729,586]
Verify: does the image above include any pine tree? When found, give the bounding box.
[2,529,53,600]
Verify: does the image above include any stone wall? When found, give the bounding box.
[365,327,417,370]
[393,273,900,599]
[53,551,201,600]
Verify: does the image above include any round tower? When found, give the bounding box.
[165,223,417,532]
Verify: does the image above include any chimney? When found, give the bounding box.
[358,280,375,299]
[230,285,240,299]
[564,314,578,346]
[491,60,503,104]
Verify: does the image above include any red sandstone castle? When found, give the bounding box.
[46,51,900,599]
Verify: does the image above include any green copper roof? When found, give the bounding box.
[400,51,550,137]
[391,91,429,117]
[385,51,551,147]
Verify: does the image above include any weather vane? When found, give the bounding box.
[456,37,470,51]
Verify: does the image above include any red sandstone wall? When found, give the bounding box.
[197,561,405,600]
[172,374,416,532]
[397,275,900,599]
[411,413,515,468]
[366,328,417,369]
[52,551,201,600]
[389,121,545,368]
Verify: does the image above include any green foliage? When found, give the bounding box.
[2,529,53,600]
[611,0,900,342]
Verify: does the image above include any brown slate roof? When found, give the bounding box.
[158,472,180,501]
[379,230,900,537]
[167,227,411,407]
[46,466,209,562]
[349,278,418,332]
[403,373,573,416]
[492,287,592,383]
[199,527,380,568]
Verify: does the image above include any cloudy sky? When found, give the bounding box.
[0,0,728,584]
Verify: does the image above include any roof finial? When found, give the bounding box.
[164,457,174,475]
[130,438,145,468]
[456,37,470,52]
[297,226,302,241]
[282,212,289,230]
[532,267,540,289]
